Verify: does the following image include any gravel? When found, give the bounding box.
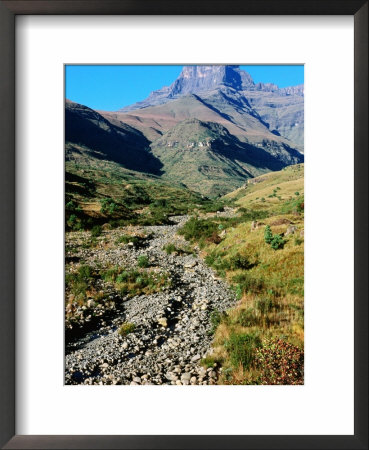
[65,215,236,385]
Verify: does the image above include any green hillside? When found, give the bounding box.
[65,159,229,231]
[177,164,304,384]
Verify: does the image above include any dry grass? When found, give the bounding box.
[199,164,304,384]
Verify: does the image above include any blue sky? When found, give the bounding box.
[65,65,304,111]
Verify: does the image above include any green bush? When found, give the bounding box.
[264,225,273,244]
[229,253,253,270]
[78,264,92,280]
[178,217,218,241]
[65,264,94,298]
[91,225,102,237]
[137,255,149,268]
[116,271,129,283]
[163,243,177,254]
[270,234,285,250]
[66,200,81,212]
[264,225,285,250]
[100,198,118,215]
[67,213,82,230]
[116,234,140,245]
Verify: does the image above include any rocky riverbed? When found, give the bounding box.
[65,216,237,385]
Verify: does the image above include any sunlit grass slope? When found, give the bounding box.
[179,163,304,384]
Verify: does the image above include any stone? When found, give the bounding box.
[165,372,177,381]
[184,261,197,269]
[86,299,95,308]
[191,354,201,362]
[181,372,191,382]
[157,317,168,328]
[285,225,297,236]
[219,229,227,238]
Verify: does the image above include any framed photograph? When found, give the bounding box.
[1,1,367,449]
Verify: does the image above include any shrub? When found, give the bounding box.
[100,198,117,215]
[201,356,219,368]
[204,252,229,276]
[78,264,92,280]
[101,266,120,282]
[225,332,261,369]
[255,339,304,385]
[116,234,140,245]
[91,225,102,237]
[229,253,253,270]
[264,225,273,244]
[264,225,285,250]
[108,268,170,298]
[178,217,218,241]
[137,254,149,268]
[163,243,177,254]
[270,234,285,250]
[66,200,81,212]
[67,214,79,230]
[118,322,135,337]
[65,264,94,298]
[116,271,129,283]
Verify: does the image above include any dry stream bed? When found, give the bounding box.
[65,216,237,385]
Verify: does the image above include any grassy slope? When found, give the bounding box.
[179,163,304,384]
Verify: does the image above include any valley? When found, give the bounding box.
[65,65,304,385]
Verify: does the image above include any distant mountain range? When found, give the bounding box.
[66,65,304,197]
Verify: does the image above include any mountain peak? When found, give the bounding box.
[119,65,255,112]
[170,65,249,94]
[169,65,254,97]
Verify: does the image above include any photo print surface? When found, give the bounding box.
[65,65,304,385]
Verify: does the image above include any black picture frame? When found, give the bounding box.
[0,1,367,449]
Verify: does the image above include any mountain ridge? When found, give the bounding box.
[65,65,304,197]
[118,65,303,113]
